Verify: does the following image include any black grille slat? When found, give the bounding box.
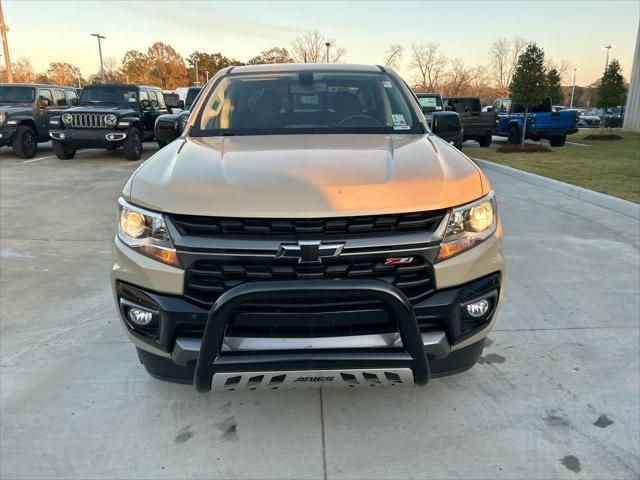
[169,210,446,238]
[185,257,434,307]
[70,113,109,129]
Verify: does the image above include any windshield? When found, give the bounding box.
[185,88,202,109]
[192,71,420,136]
[0,86,35,104]
[79,86,138,105]
[416,94,443,112]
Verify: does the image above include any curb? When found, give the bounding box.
[472,158,640,220]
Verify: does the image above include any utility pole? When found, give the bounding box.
[325,42,331,63]
[603,44,616,70]
[91,33,106,83]
[570,68,578,109]
[0,0,13,83]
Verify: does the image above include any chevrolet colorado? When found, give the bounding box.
[112,64,505,392]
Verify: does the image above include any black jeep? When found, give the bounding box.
[0,83,78,159]
[49,84,168,161]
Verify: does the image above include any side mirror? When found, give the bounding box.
[155,116,179,145]
[486,107,493,112]
[141,99,151,110]
[431,111,461,138]
[177,100,185,109]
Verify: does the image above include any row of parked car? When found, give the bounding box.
[0,83,202,159]
[1,79,581,161]
[551,105,625,128]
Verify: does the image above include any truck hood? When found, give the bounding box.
[127,134,487,218]
[67,105,136,115]
[0,105,32,116]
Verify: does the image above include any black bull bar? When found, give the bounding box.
[194,279,430,392]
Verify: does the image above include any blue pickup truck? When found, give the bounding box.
[491,97,578,146]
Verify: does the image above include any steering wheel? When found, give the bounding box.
[336,115,382,128]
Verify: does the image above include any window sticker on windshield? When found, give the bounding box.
[129,97,136,102]
[419,97,437,108]
[382,80,393,88]
[392,114,410,130]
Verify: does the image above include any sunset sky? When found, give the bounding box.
[2,0,639,86]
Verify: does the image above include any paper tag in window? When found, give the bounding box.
[382,80,393,88]
[392,114,410,130]
[129,98,136,102]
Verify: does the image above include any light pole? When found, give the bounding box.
[602,44,616,70]
[325,42,331,63]
[91,33,106,83]
[194,58,200,86]
[570,68,578,109]
[205,70,209,82]
[0,0,13,83]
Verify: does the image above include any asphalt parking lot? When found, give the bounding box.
[1,142,639,479]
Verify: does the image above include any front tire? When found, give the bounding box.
[13,125,38,159]
[507,126,520,145]
[478,134,492,147]
[549,135,566,147]
[52,140,76,160]
[123,127,142,161]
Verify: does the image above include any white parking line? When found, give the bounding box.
[22,149,100,164]
[22,155,57,164]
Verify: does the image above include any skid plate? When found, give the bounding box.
[212,368,415,391]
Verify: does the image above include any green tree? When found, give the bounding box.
[248,47,292,65]
[509,43,548,145]
[186,52,243,85]
[596,59,626,131]
[147,42,188,89]
[121,50,151,84]
[46,62,82,86]
[546,68,563,105]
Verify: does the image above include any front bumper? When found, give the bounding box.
[112,218,504,391]
[49,129,127,148]
[0,125,17,146]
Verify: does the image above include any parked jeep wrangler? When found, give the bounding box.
[49,84,168,161]
[0,83,78,158]
[113,64,504,392]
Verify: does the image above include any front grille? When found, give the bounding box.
[69,113,109,128]
[168,210,446,239]
[184,256,434,307]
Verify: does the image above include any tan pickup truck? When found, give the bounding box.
[112,63,504,392]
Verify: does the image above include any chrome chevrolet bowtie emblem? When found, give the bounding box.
[277,240,344,263]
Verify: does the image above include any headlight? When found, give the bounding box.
[0,112,6,126]
[105,114,117,126]
[117,198,181,268]
[62,113,73,124]
[437,192,497,261]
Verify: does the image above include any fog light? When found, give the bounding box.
[127,307,154,326]
[466,299,490,318]
[59,132,65,140]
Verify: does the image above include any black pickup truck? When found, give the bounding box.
[443,97,496,147]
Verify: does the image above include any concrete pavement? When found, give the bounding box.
[1,143,638,479]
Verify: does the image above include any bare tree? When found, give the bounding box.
[291,31,346,63]
[384,44,403,69]
[489,36,525,96]
[444,58,479,96]
[546,59,572,82]
[410,43,447,92]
